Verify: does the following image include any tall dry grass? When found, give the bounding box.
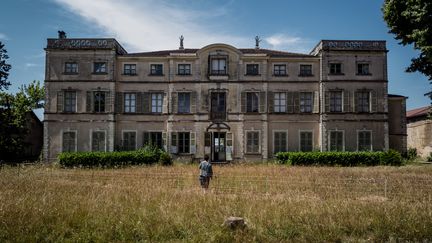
[1,163,431,242]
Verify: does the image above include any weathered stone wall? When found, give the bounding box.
[407,120,432,157]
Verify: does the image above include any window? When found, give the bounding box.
[356,91,370,112]
[274,92,286,113]
[62,131,76,152]
[122,131,136,151]
[246,64,259,75]
[92,131,106,152]
[299,64,312,76]
[274,64,287,76]
[124,93,136,113]
[274,131,287,153]
[150,64,163,75]
[143,132,163,149]
[329,131,344,151]
[246,131,260,153]
[357,63,370,75]
[94,91,106,112]
[178,64,191,75]
[211,58,227,75]
[65,62,78,74]
[329,63,342,74]
[329,91,342,112]
[178,132,190,153]
[358,131,372,151]
[64,91,76,112]
[94,62,107,73]
[178,92,190,113]
[246,92,259,113]
[300,92,313,113]
[300,131,313,152]
[123,64,136,75]
[151,93,163,113]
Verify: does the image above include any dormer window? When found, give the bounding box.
[210,58,227,75]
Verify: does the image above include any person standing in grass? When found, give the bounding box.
[199,154,213,191]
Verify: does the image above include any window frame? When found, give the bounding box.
[357,130,372,151]
[124,92,137,113]
[273,64,287,76]
[177,64,191,75]
[93,91,106,113]
[123,64,137,75]
[328,130,345,151]
[356,90,370,113]
[122,130,137,151]
[329,90,343,113]
[329,63,343,75]
[177,92,191,114]
[143,131,164,149]
[245,63,259,76]
[299,64,313,76]
[93,62,107,74]
[299,92,313,113]
[62,130,77,152]
[150,64,164,76]
[63,90,77,113]
[299,130,314,152]
[273,130,288,154]
[91,130,107,152]
[245,130,260,154]
[246,92,259,113]
[357,63,370,75]
[178,132,190,154]
[64,62,78,74]
[210,57,227,75]
[151,92,163,113]
[273,92,287,113]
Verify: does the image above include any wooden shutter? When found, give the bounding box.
[371,90,377,113]
[162,132,167,151]
[136,92,142,113]
[115,92,123,113]
[324,91,330,113]
[293,92,300,113]
[191,91,197,113]
[259,91,266,113]
[162,92,168,114]
[190,132,196,154]
[267,91,274,113]
[204,132,211,155]
[171,92,178,114]
[313,91,319,113]
[226,132,233,161]
[86,91,93,112]
[241,92,246,113]
[170,132,178,154]
[354,91,359,112]
[201,90,209,112]
[142,92,150,113]
[143,132,150,147]
[105,91,113,112]
[287,92,294,113]
[343,90,351,112]
[57,91,64,112]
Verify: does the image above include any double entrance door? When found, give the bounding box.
[205,131,233,162]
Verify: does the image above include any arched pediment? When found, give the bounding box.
[197,43,242,56]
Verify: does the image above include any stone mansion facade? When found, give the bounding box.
[43,35,407,162]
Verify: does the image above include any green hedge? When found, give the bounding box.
[58,147,173,167]
[275,150,403,166]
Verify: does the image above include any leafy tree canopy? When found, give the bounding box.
[383,0,432,81]
[0,41,12,90]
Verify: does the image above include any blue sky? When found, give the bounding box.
[0,0,430,120]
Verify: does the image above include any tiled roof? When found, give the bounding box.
[123,48,313,58]
[406,106,431,118]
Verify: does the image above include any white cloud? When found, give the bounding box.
[25,63,39,68]
[52,0,313,54]
[0,33,9,40]
[264,33,312,53]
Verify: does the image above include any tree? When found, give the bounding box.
[382,0,432,82]
[0,41,11,91]
[0,80,44,162]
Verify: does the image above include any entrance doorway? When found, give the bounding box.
[213,132,226,162]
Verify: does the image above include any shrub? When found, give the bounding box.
[427,152,432,162]
[58,146,173,168]
[158,151,173,166]
[276,150,403,166]
[406,148,418,160]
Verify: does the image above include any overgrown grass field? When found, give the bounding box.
[1,164,432,242]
